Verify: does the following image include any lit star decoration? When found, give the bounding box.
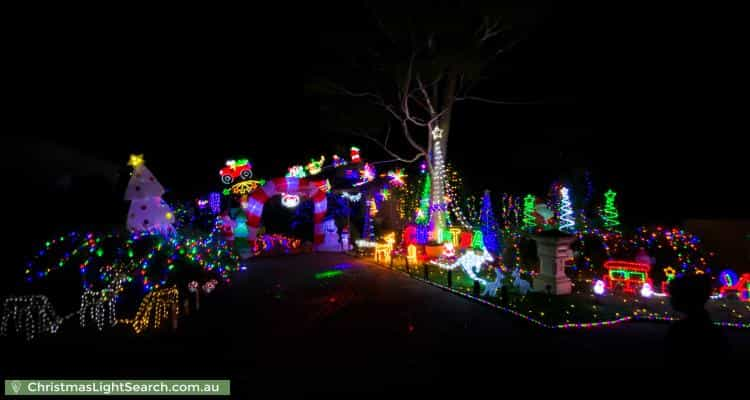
[128,154,144,168]
[387,169,407,187]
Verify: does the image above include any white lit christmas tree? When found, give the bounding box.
[124,154,175,234]
[558,186,575,233]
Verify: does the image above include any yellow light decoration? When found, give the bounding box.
[407,244,418,265]
[230,180,261,195]
[127,154,144,168]
[118,287,179,334]
[449,228,461,247]
[374,233,396,265]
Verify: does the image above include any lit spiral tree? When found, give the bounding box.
[558,186,575,233]
[522,194,537,232]
[601,189,621,231]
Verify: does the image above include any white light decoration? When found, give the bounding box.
[281,193,300,208]
[430,126,447,242]
[640,283,653,298]
[558,186,575,232]
[435,248,492,284]
[1,295,63,341]
[355,239,378,248]
[341,192,362,202]
[594,280,606,295]
[79,273,126,332]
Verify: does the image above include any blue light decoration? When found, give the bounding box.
[416,225,430,245]
[719,269,739,288]
[478,190,500,254]
[209,192,221,214]
[558,186,575,233]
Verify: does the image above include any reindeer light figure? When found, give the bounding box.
[374,233,395,264]
[512,268,532,295]
[1,295,62,341]
[80,273,127,331]
[482,267,505,297]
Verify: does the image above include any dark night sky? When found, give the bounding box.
[3,3,749,231]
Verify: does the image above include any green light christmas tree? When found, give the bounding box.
[522,194,537,231]
[602,189,621,230]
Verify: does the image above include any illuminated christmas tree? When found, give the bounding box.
[479,190,500,254]
[558,186,575,233]
[415,174,431,225]
[602,189,621,230]
[125,154,175,234]
[522,194,537,231]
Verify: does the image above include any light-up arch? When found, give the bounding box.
[245,177,328,245]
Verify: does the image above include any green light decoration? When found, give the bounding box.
[315,270,343,280]
[471,230,484,249]
[602,189,621,229]
[416,174,431,225]
[523,194,537,230]
[442,229,453,243]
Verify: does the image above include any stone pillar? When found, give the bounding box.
[531,231,576,295]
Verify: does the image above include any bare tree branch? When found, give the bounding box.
[401,55,429,127]
[455,96,544,104]
[417,75,437,116]
[351,129,424,163]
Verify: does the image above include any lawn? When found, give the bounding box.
[372,255,749,327]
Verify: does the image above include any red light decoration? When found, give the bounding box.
[602,260,652,294]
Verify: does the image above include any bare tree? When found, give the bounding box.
[311,2,538,241]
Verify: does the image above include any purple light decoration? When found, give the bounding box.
[209,192,221,214]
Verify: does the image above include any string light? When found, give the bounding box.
[209,192,221,214]
[1,295,65,341]
[374,233,395,264]
[430,126,447,242]
[119,287,180,334]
